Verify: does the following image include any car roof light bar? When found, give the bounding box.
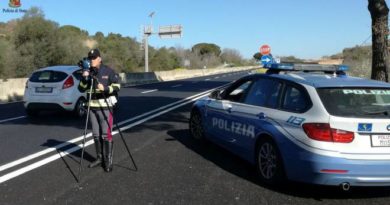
[264,63,349,74]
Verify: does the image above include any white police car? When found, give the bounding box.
[189,63,390,189]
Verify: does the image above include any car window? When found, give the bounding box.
[73,69,83,81]
[29,71,68,83]
[318,88,390,118]
[282,85,309,112]
[244,78,282,108]
[223,80,253,102]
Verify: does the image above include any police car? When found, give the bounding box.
[189,63,390,189]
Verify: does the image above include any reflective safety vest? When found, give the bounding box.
[78,64,121,108]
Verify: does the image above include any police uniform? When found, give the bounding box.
[78,49,120,172]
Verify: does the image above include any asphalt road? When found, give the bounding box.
[1,71,390,205]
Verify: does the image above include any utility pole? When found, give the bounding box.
[143,11,154,72]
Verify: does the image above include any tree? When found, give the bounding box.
[220,48,243,66]
[150,47,180,71]
[368,0,389,82]
[56,25,90,65]
[191,43,221,57]
[253,52,262,60]
[13,7,59,77]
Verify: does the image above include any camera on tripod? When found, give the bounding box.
[78,57,97,77]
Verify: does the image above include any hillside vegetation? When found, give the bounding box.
[0,8,251,79]
[342,45,372,78]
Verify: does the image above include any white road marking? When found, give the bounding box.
[171,84,182,88]
[205,79,210,81]
[141,89,158,94]
[0,88,218,174]
[0,116,26,124]
[0,140,94,184]
[0,84,231,184]
[214,77,219,79]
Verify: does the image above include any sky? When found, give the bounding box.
[0,0,383,59]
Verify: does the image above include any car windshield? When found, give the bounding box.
[317,88,390,118]
[29,71,68,83]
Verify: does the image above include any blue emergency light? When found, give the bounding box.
[264,63,349,74]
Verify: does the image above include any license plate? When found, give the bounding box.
[371,135,390,147]
[35,87,53,93]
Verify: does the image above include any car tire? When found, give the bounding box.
[73,98,86,118]
[189,109,205,140]
[256,137,285,186]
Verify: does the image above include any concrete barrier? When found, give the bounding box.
[120,66,257,86]
[0,78,28,103]
[0,66,257,103]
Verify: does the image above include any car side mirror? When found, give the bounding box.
[209,90,222,100]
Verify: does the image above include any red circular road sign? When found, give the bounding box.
[260,44,271,55]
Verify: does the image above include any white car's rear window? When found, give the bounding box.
[29,71,68,83]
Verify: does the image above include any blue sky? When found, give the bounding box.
[0,0,381,59]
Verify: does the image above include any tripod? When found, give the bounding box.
[77,75,137,183]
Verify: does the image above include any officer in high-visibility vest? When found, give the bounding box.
[79,49,120,172]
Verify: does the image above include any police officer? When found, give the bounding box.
[78,49,120,172]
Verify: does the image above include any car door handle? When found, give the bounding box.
[257,112,266,119]
[225,105,233,113]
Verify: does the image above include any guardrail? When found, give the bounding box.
[0,66,257,103]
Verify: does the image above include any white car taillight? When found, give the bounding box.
[63,76,74,89]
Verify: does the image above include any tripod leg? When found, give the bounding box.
[77,104,91,182]
[101,95,138,171]
[77,79,94,183]
[116,122,138,171]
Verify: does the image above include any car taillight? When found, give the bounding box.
[302,123,354,143]
[63,76,74,89]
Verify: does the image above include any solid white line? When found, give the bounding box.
[0,84,230,181]
[0,116,26,124]
[171,84,182,88]
[0,86,227,184]
[141,89,158,94]
[0,140,94,184]
[205,79,210,81]
[0,88,217,173]
[0,133,92,172]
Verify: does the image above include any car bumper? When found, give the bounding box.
[24,95,76,111]
[282,142,390,186]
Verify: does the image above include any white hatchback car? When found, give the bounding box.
[23,65,87,117]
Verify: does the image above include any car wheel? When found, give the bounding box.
[256,137,285,186]
[189,109,205,140]
[73,98,86,117]
[26,108,39,117]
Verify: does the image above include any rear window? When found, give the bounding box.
[317,88,390,118]
[29,71,68,83]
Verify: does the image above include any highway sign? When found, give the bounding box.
[260,45,271,55]
[159,25,183,39]
[261,55,273,65]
